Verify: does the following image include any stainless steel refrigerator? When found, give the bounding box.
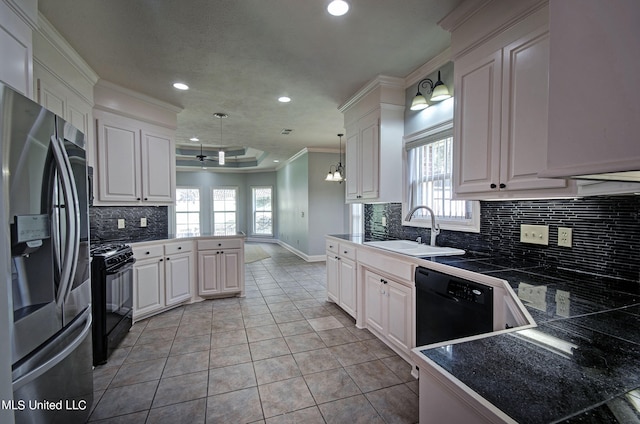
[1,83,93,423]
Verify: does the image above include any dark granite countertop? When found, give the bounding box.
[418,257,640,423]
[327,234,640,422]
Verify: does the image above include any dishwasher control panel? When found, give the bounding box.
[447,280,492,304]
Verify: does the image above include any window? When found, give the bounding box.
[175,188,201,237]
[251,186,273,236]
[212,187,238,235]
[404,123,479,232]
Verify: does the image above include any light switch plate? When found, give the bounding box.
[117,219,125,229]
[520,224,549,245]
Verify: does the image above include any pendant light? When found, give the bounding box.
[213,112,227,165]
[325,133,345,183]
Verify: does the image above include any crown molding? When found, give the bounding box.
[404,48,452,88]
[338,75,405,113]
[95,79,183,114]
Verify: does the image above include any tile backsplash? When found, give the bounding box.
[90,206,168,243]
[365,195,640,282]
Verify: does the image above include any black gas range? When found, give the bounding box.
[90,243,136,365]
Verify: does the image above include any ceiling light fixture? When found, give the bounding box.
[173,82,189,90]
[327,0,349,16]
[325,133,345,183]
[410,70,452,111]
[213,112,228,165]
[278,96,291,103]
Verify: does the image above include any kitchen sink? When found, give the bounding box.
[364,240,465,257]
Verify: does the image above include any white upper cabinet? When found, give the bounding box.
[443,0,576,199]
[0,0,35,97]
[542,0,640,182]
[340,76,405,204]
[93,80,180,205]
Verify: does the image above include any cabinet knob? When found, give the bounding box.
[137,197,141,200]
[490,183,497,189]
[499,183,506,189]
[146,251,150,255]
[178,246,182,250]
[343,250,348,254]
[166,257,170,260]
[144,197,148,201]
[159,258,163,262]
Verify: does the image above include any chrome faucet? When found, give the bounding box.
[405,206,440,246]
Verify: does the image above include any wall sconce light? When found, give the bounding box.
[325,133,345,183]
[410,70,452,111]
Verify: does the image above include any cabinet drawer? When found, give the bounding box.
[326,240,339,254]
[164,241,193,255]
[197,238,242,251]
[339,243,357,261]
[133,244,164,260]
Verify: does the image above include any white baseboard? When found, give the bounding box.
[246,237,279,244]
[277,240,326,262]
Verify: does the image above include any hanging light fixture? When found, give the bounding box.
[410,70,452,111]
[325,133,345,183]
[213,112,227,165]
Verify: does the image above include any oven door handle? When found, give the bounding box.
[106,258,136,275]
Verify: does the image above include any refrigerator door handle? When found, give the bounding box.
[12,306,92,391]
[49,135,80,306]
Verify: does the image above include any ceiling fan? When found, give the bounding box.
[195,144,219,165]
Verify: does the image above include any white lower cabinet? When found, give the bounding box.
[132,241,194,320]
[133,255,165,318]
[197,238,244,297]
[326,241,357,318]
[363,268,412,353]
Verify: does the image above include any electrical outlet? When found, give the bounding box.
[555,289,571,317]
[117,219,125,229]
[381,216,387,226]
[517,283,547,311]
[520,224,549,245]
[558,227,572,248]
[140,217,148,227]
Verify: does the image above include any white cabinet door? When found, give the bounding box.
[141,130,175,203]
[133,258,164,317]
[326,254,340,303]
[198,251,221,295]
[345,131,360,201]
[454,50,502,195]
[96,117,141,202]
[364,270,385,334]
[165,253,192,306]
[500,27,566,192]
[358,112,379,200]
[338,258,357,318]
[386,281,412,352]
[220,249,241,292]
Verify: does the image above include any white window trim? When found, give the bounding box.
[212,186,239,235]
[402,122,481,233]
[172,186,203,236]
[250,185,274,237]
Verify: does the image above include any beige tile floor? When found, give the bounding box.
[89,243,419,423]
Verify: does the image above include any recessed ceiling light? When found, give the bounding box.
[273,160,280,163]
[190,137,199,142]
[327,0,349,16]
[173,82,189,90]
[278,96,291,103]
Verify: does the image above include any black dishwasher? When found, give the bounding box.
[416,266,493,346]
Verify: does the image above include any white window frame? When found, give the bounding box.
[212,186,239,235]
[251,186,274,237]
[402,121,480,233]
[172,186,202,237]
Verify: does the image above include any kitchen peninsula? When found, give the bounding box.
[130,234,245,322]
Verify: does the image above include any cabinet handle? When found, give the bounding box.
[499,183,506,189]
[490,183,497,189]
